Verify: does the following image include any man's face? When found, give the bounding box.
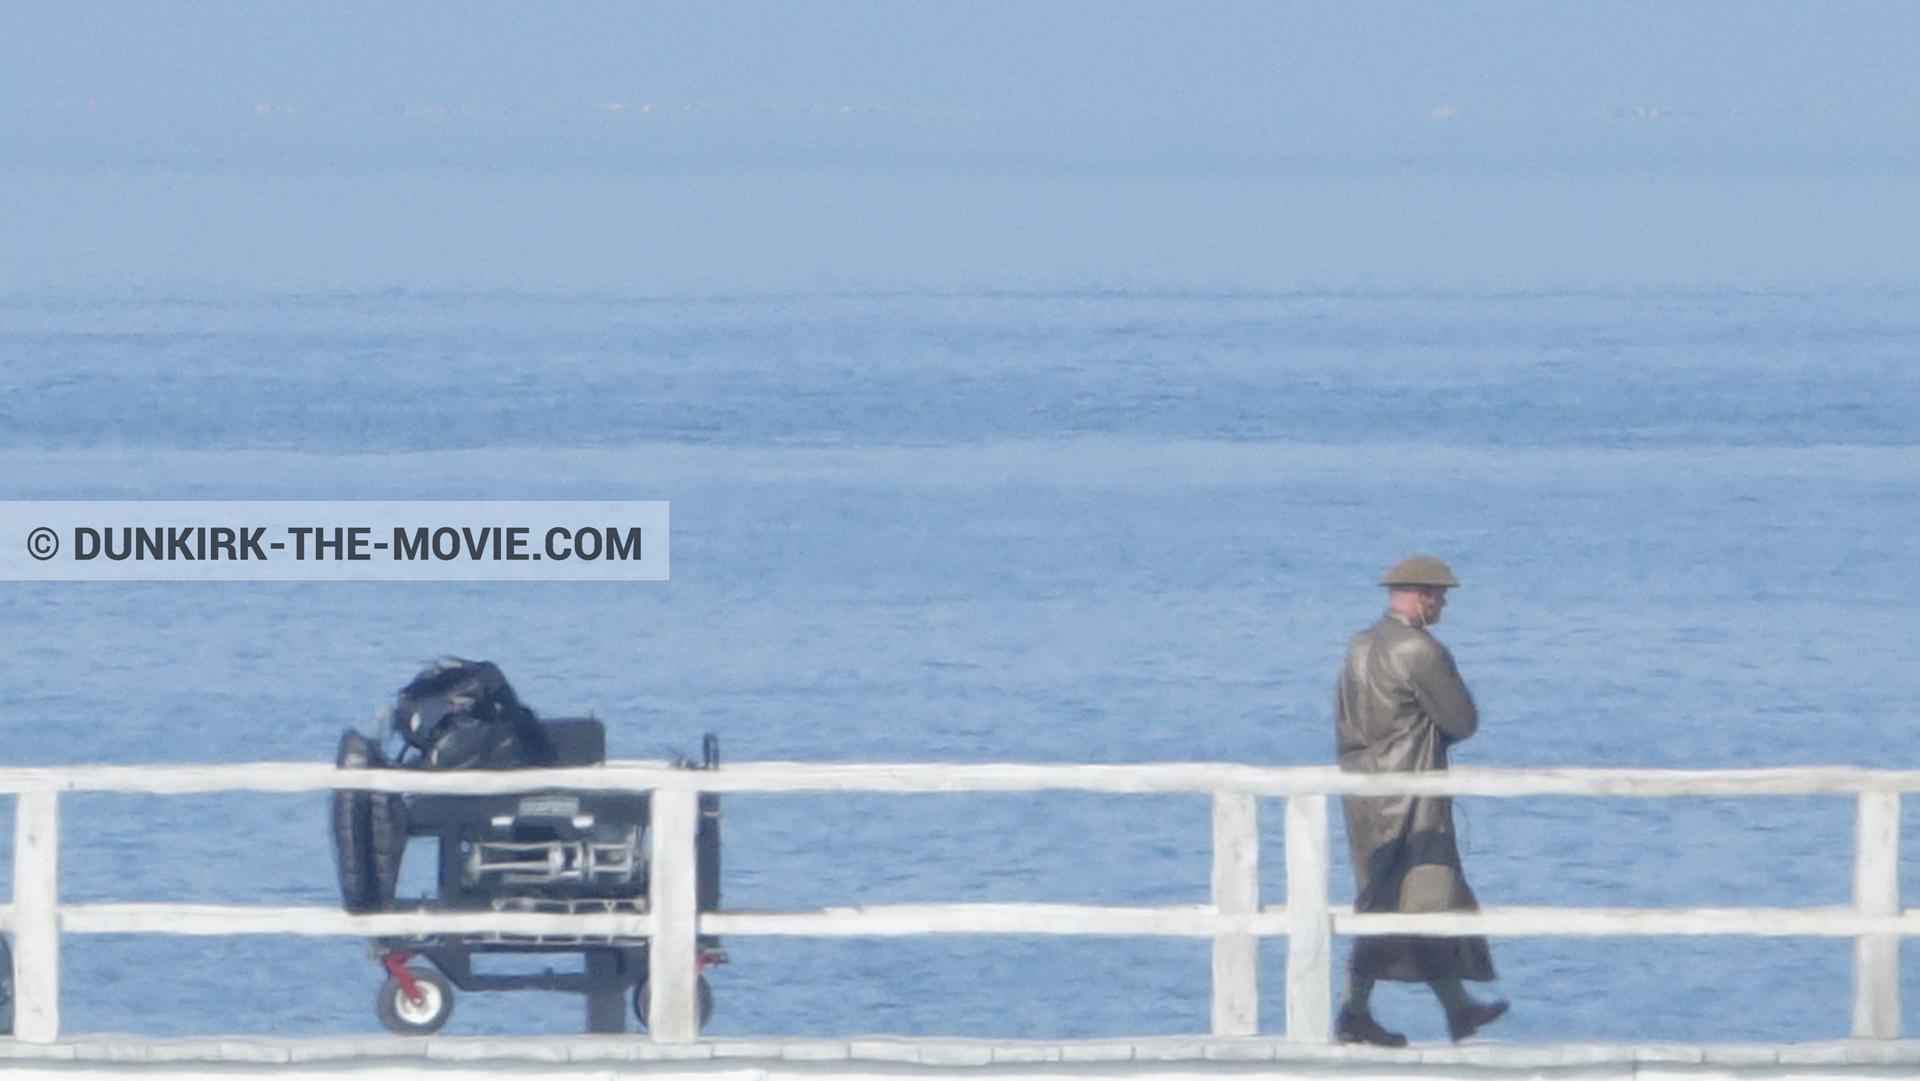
[1418,586,1448,625]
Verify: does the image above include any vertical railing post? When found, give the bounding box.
[1852,788,1901,1038]
[1284,793,1332,1042]
[647,783,701,1043]
[1210,791,1259,1035]
[13,790,61,1044]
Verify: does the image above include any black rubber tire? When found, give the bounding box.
[332,729,407,913]
[376,967,454,1035]
[366,790,406,905]
[632,974,713,1032]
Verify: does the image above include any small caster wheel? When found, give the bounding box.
[633,975,714,1032]
[377,966,454,1035]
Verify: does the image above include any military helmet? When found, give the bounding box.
[1378,554,1459,588]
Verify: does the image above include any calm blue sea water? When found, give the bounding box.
[1,288,1918,1043]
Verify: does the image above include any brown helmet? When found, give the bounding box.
[1378,554,1459,588]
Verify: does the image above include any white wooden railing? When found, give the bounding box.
[0,762,1915,1045]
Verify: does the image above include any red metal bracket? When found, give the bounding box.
[380,952,424,1004]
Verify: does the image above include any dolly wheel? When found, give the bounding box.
[377,967,454,1035]
[633,975,714,1032]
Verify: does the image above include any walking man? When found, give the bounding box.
[1334,555,1508,1046]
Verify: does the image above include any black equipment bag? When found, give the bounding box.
[393,657,557,770]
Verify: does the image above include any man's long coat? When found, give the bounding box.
[1335,612,1495,982]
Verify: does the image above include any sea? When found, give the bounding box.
[1,286,1918,1044]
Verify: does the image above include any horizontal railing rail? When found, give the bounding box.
[4,762,1911,1045]
[7,761,1920,795]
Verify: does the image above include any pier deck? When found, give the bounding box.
[3,1038,1920,1079]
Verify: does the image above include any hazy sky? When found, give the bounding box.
[4,3,1919,293]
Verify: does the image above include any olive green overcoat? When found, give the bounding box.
[1335,612,1495,982]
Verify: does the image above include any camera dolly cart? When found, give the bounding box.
[334,722,723,1035]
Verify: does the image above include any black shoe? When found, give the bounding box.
[1447,999,1509,1042]
[1337,1007,1408,1048]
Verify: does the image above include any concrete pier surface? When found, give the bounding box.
[4,1037,1920,1080]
